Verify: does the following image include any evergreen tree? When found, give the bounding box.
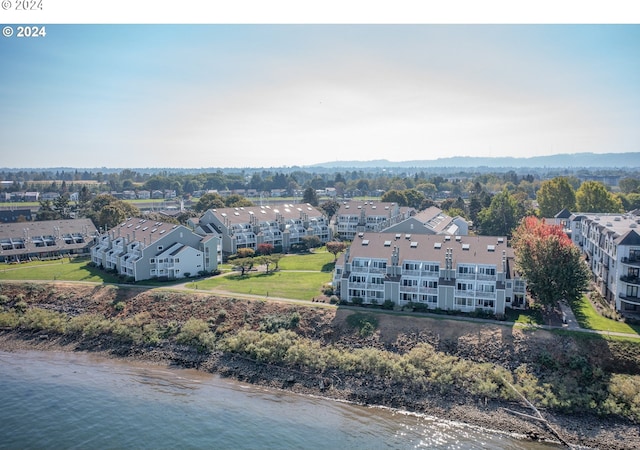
[302,187,319,206]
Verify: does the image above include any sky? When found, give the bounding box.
[1,23,639,168]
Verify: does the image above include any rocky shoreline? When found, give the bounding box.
[1,329,639,450]
[1,282,640,449]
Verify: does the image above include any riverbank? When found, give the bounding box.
[1,282,639,449]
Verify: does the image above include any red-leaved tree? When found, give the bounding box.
[512,216,590,308]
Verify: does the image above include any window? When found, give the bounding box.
[627,285,639,298]
[150,258,156,264]
[157,246,163,251]
[174,258,180,263]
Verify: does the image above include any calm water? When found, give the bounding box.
[0,350,560,450]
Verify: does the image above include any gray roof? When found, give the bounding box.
[346,232,512,267]
[0,218,97,257]
[204,204,325,226]
[106,217,193,247]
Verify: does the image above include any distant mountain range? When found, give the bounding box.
[308,152,640,169]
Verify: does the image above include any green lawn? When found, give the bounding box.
[186,271,332,300]
[504,308,544,325]
[0,258,118,283]
[277,250,335,272]
[571,295,640,335]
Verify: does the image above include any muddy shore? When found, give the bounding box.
[1,282,639,449]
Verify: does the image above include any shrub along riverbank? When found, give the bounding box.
[1,282,640,449]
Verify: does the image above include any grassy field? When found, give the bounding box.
[0,258,119,283]
[571,295,640,335]
[504,307,544,325]
[185,250,335,300]
[277,250,335,271]
[186,271,332,300]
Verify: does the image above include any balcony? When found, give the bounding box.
[621,275,640,286]
[621,257,640,267]
[619,294,640,307]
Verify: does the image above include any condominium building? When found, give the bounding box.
[567,211,640,315]
[91,217,221,281]
[333,200,414,241]
[333,232,525,315]
[0,218,97,262]
[381,206,469,236]
[193,204,331,258]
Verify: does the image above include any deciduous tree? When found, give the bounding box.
[575,181,624,213]
[326,241,347,262]
[536,177,576,218]
[476,189,523,237]
[512,216,590,308]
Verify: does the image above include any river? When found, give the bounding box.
[0,350,560,449]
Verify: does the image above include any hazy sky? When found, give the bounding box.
[1,25,639,168]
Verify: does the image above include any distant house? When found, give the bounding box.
[0,209,33,223]
[0,218,97,262]
[137,190,151,199]
[41,192,60,201]
[122,190,137,200]
[91,217,221,281]
[164,189,177,199]
[24,192,40,202]
[151,190,164,199]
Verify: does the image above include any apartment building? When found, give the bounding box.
[91,217,221,281]
[333,232,525,315]
[381,206,469,236]
[0,218,97,262]
[567,212,640,315]
[193,204,331,258]
[333,200,414,241]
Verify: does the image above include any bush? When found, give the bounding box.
[351,297,363,306]
[329,295,339,304]
[113,301,126,312]
[346,312,378,337]
[381,300,395,310]
[177,318,216,351]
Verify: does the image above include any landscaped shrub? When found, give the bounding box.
[381,300,395,310]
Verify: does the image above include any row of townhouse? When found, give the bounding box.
[191,204,331,258]
[118,190,176,200]
[333,201,415,241]
[333,232,526,315]
[0,218,97,262]
[561,210,640,315]
[91,217,221,281]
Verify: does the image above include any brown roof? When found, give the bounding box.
[347,232,512,267]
